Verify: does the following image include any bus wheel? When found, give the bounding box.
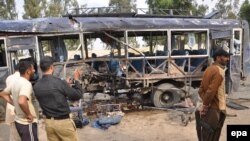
[152,83,181,108]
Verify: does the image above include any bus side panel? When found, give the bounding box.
[0,38,9,90]
[230,56,241,92]
[242,20,250,78]
[0,68,9,90]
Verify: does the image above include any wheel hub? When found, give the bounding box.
[162,94,170,101]
[160,92,173,104]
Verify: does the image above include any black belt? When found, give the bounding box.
[46,114,69,120]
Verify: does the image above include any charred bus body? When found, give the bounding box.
[0,12,250,108]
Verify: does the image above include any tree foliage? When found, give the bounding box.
[45,0,63,17]
[109,0,136,12]
[23,0,79,18]
[191,3,208,16]
[214,0,240,19]
[23,0,46,19]
[45,0,79,17]
[0,0,17,19]
[239,0,250,26]
[147,0,192,10]
[146,0,208,16]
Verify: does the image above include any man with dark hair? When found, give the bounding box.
[3,61,38,141]
[196,46,231,141]
[33,56,82,141]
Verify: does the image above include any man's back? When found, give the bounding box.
[34,75,82,118]
[199,64,223,94]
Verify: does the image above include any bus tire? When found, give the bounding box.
[152,83,181,108]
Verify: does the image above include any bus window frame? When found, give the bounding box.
[232,28,242,56]
[0,37,8,68]
[169,29,209,73]
[169,29,210,56]
[37,33,83,62]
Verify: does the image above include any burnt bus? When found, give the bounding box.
[0,11,250,109]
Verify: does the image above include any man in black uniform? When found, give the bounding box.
[33,56,82,141]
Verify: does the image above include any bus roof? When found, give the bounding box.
[0,17,244,35]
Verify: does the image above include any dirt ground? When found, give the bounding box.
[1,78,250,141]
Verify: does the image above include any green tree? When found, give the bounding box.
[214,0,240,19]
[23,0,47,19]
[45,0,79,17]
[63,0,79,14]
[147,0,208,16]
[147,0,173,9]
[239,0,250,26]
[0,0,17,19]
[147,0,196,10]
[109,0,136,12]
[191,3,208,16]
[45,0,63,17]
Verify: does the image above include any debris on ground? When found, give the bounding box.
[174,98,195,108]
[69,99,90,128]
[91,104,124,130]
[91,115,123,130]
[226,113,237,117]
[226,100,249,110]
[143,106,197,126]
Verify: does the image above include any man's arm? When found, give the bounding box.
[18,83,34,123]
[62,80,82,101]
[62,69,82,101]
[18,96,33,122]
[0,91,13,105]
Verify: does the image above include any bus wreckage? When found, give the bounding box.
[0,9,250,109]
